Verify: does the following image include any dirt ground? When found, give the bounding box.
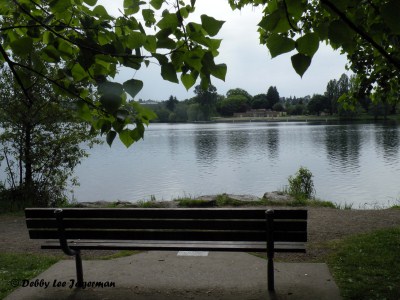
[1,207,400,262]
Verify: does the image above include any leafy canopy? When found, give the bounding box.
[0,0,227,146]
[229,0,400,103]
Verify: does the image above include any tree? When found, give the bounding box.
[194,84,218,120]
[0,63,98,208]
[251,94,268,109]
[325,79,339,114]
[0,0,227,147]
[307,94,330,115]
[217,95,248,116]
[226,88,252,105]
[166,95,178,112]
[266,86,280,109]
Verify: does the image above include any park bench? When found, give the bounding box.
[25,207,307,291]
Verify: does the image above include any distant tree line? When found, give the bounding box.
[145,73,399,123]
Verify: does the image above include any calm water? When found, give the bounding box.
[72,122,400,208]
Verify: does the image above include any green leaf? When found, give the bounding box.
[201,15,225,37]
[184,49,203,72]
[211,64,227,81]
[381,1,400,34]
[157,13,179,30]
[71,63,88,81]
[161,63,179,83]
[285,0,306,19]
[142,9,156,26]
[123,0,141,15]
[119,130,135,147]
[98,81,123,96]
[43,31,54,44]
[291,53,312,77]
[328,20,356,54]
[150,0,162,9]
[144,35,157,52]
[77,101,92,122]
[266,34,295,58]
[10,37,33,57]
[296,33,319,57]
[123,79,143,99]
[57,40,74,58]
[100,94,123,114]
[258,9,291,33]
[49,0,72,13]
[106,130,117,146]
[181,73,197,90]
[156,36,176,49]
[126,31,146,49]
[83,0,97,6]
[93,5,111,19]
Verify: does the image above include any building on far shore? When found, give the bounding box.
[233,109,286,118]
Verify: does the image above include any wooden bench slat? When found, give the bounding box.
[41,240,306,252]
[25,208,307,220]
[26,219,307,231]
[28,229,307,242]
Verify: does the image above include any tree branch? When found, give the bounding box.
[0,44,35,105]
[320,0,400,71]
[12,0,149,60]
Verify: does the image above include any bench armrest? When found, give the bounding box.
[54,209,80,257]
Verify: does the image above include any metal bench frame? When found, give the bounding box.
[25,207,307,291]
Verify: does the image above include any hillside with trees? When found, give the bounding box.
[143,73,400,123]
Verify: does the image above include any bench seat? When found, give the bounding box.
[41,239,306,252]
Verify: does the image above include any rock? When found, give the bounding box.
[263,191,294,203]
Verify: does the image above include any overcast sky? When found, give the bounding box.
[98,0,350,101]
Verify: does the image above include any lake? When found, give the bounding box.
[71,121,400,208]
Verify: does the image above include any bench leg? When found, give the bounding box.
[75,250,84,288]
[268,257,274,291]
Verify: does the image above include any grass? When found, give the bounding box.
[327,227,400,299]
[176,194,269,208]
[0,250,141,298]
[175,193,338,208]
[0,253,60,299]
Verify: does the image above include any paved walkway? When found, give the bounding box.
[6,251,341,299]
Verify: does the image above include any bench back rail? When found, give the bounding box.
[26,208,307,250]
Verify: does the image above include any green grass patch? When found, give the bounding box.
[176,194,269,208]
[327,227,400,299]
[0,253,60,299]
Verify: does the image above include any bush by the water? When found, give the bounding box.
[287,167,315,200]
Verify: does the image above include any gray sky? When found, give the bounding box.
[98,0,350,100]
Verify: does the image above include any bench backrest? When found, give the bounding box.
[25,208,307,244]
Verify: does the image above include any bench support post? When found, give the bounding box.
[266,209,275,291]
[54,209,84,288]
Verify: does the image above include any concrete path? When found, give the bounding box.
[6,251,341,300]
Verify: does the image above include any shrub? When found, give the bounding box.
[287,167,315,200]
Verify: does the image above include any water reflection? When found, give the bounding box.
[375,125,400,163]
[167,129,179,156]
[266,129,279,159]
[227,130,250,156]
[195,130,218,164]
[253,128,280,160]
[324,125,362,173]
